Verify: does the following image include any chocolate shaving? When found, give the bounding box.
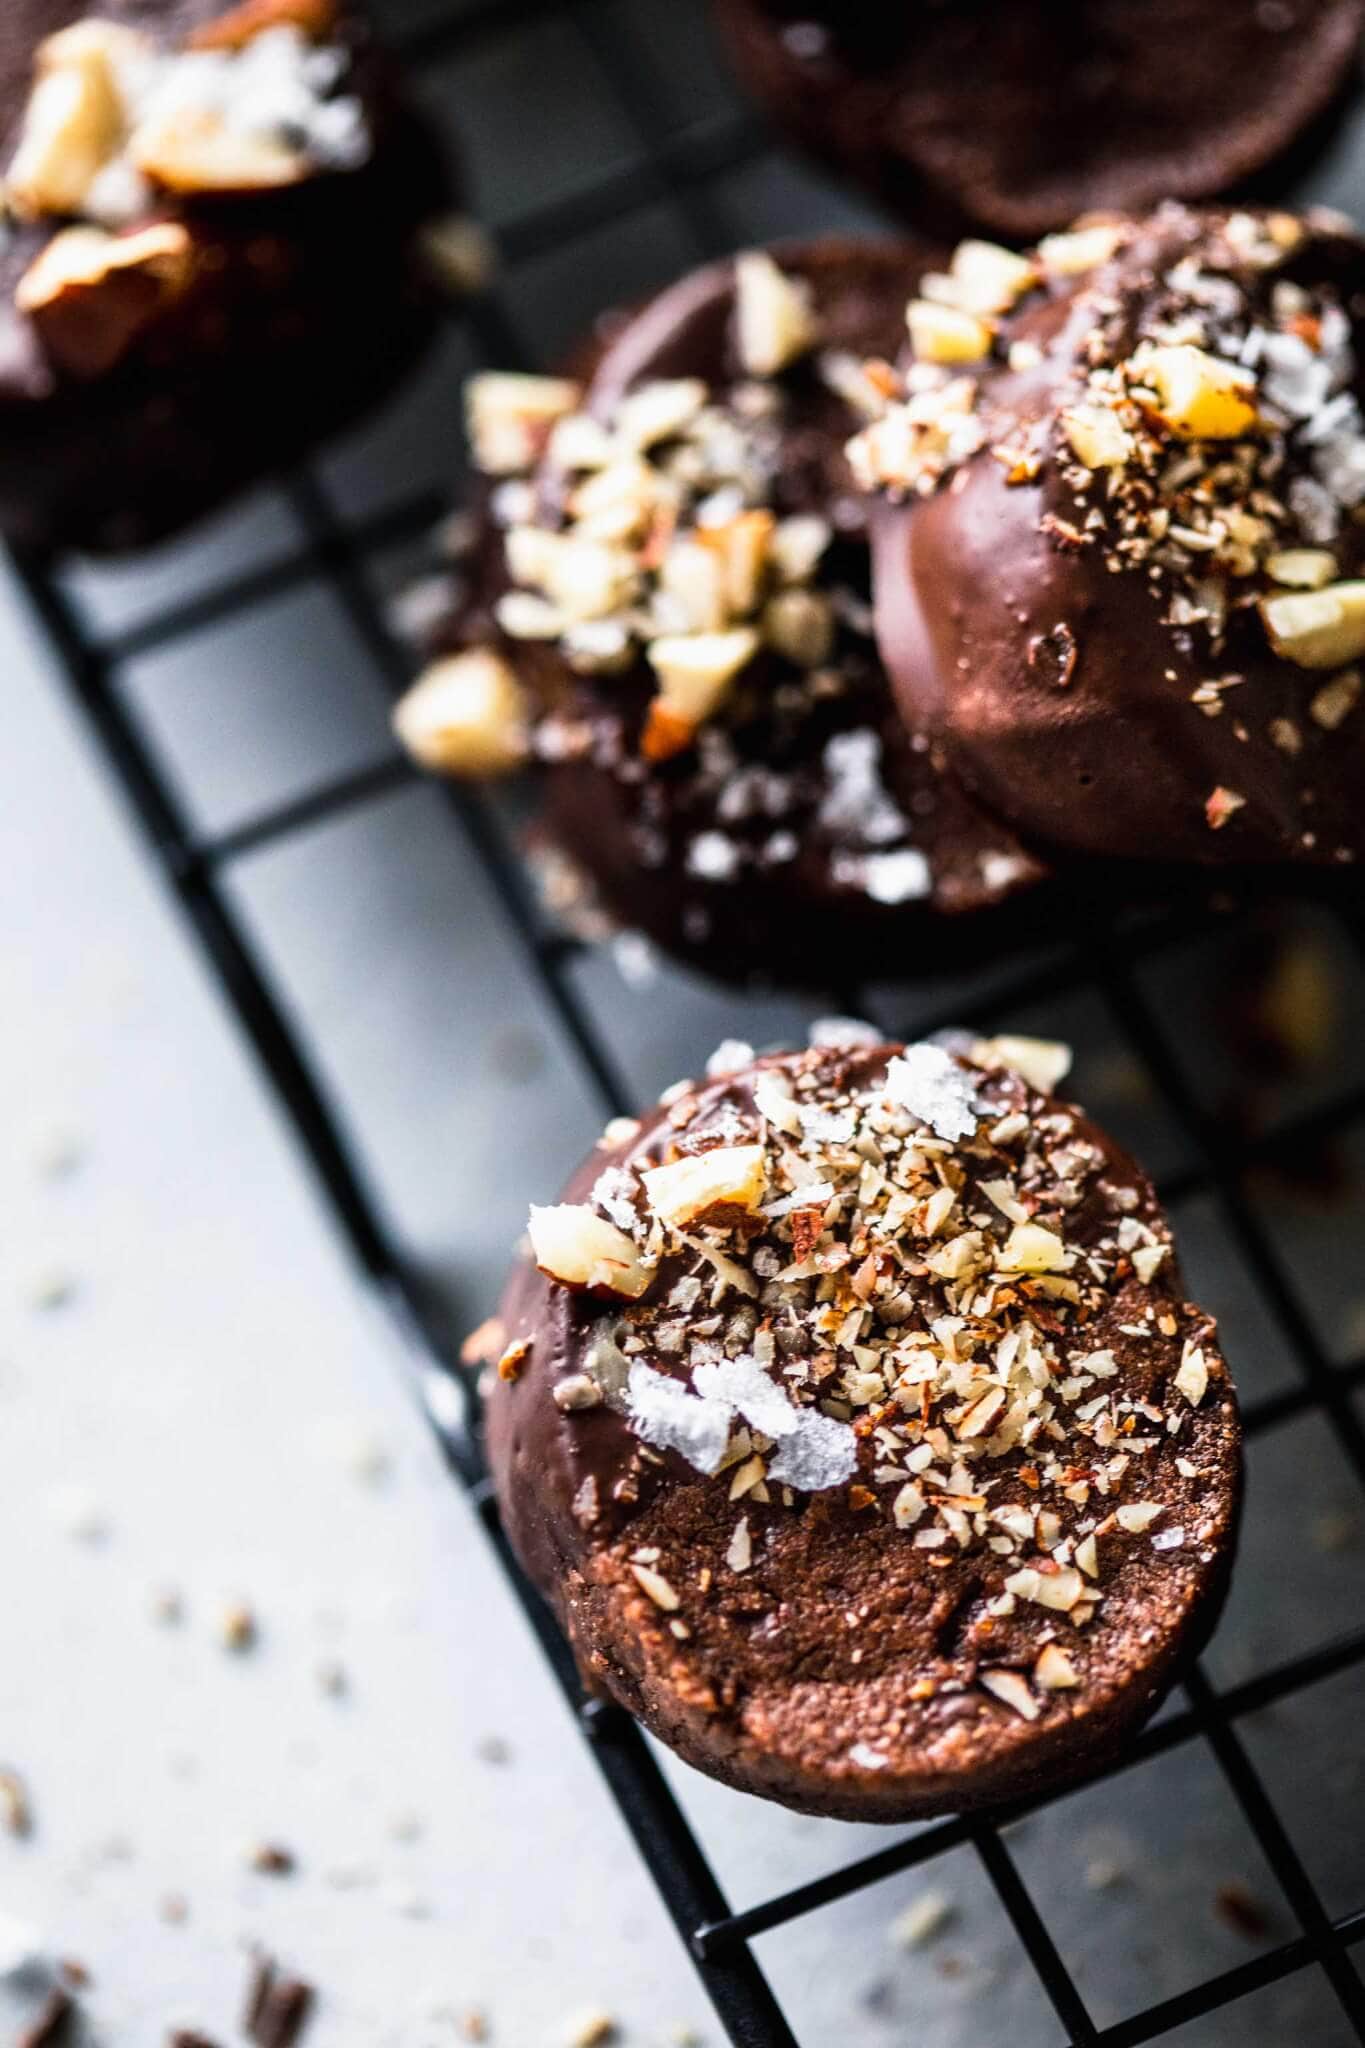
[244,1955,315,2048]
[19,1991,73,2048]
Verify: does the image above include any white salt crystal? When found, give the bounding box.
[627,1362,731,1474]
[767,1409,858,1491]
[883,1043,979,1140]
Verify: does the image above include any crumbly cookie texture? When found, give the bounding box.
[851,205,1365,866]
[486,1033,1241,1814]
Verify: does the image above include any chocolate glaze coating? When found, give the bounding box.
[0,0,452,553]
[715,0,1364,242]
[485,1041,1242,1821]
[437,240,1060,988]
[872,205,1365,871]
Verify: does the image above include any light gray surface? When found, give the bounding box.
[1,0,1364,2041]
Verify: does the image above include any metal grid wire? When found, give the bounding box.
[9,0,1365,2039]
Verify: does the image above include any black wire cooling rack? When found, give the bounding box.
[10,1,1365,2040]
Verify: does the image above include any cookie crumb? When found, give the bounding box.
[0,1768,33,1837]
[889,1889,955,1948]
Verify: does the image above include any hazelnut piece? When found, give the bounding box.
[1129,344,1257,440]
[6,24,139,219]
[641,1143,767,1229]
[734,251,818,378]
[129,106,310,194]
[465,372,582,477]
[1261,581,1365,668]
[527,1205,651,1300]
[392,648,529,780]
[906,299,993,366]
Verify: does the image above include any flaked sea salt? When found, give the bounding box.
[627,1362,732,1474]
[882,1042,979,1141]
[767,1409,858,1491]
[692,1355,799,1439]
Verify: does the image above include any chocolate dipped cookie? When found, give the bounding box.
[394,240,1053,986]
[854,207,1365,874]
[714,0,1364,242]
[483,1031,1242,1821]
[0,0,457,552]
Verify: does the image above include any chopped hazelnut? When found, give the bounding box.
[392,648,529,780]
[130,107,309,193]
[762,587,835,668]
[1034,1643,1079,1689]
[906,298,993,365]
[527,1204,651,1300]
[922,237,1036,316]
[1310,667,1361,729]
[1261,581,1365,669]
[997,1221,1076,1274]
[641,1143,767,1229]
[972,1034,1072,1095]
[1129,343,1258,440]
[734,250,818,377]
[644,626,760,734]
[465,372,582,477]
[1037,222,1125,275]
[1061,403,1131,470]
[979,1669,1039,1720]
[1265,548,1337,590]
[1205,785,1247,831]
[6,22,138,218]
[15,221,194,377]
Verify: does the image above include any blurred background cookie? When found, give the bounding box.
[713,0,1365,240]
[0,0,461,552]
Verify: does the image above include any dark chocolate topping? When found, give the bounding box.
[866,205,1365,871]
[485,1035,1242,1819]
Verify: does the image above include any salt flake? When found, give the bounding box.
[627,1362,732,1475]
[692,1355,800,1439]
[767,1409,858,1491]
[883,1043,979,1141]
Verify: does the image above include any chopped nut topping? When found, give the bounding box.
[734,249,818,376]
[392,648,528,780]
[972,1034,1072,1096]
[466,373,582,477]
[15,220,194,376]
[1129,343,1259,441]
[629,1562,680,1611]
[1034,1642,1079,1689]
[907,299,993,366]
[1205,785,1247,831]
[527,1033,1226,1674]
[980,1669,1039,1720]
[1310,667,1361,729]
[5,9,367,230]
[1261,581,1365,669]
[1174,1342,1210,1406]
[527,1204,652,1300]
[642,1143,767,1228]
[851,210,1365,729]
